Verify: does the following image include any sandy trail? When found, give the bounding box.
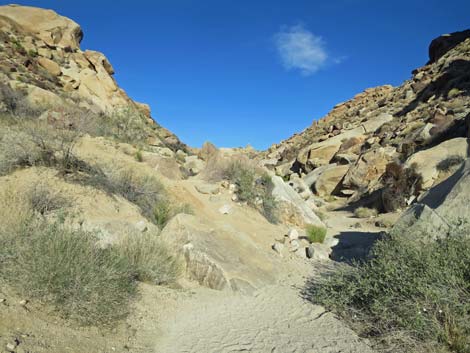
[151,210,379,353]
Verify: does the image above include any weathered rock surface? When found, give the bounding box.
[271,175,324,227]
[405,137,468,188]
[160,214,276,292]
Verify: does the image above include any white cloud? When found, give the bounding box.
[274,24,328,76]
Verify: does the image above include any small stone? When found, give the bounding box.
[287,228,299,241]
[218,204,232,215]
[195,184,219,195]
[306,245,315,259]
[231,194,238,202]
[294,248,307,259]
[6,342,17,352]
[221,180,229,188]
[19,299,28,307]
[0,298,5,304]
[272,242,284,257]
[290,239,300,251]
[135,220,148,233]
[228,184,237,192]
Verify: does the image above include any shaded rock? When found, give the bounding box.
[184,155,205,175]
[272,242,284,257]
[428,30,470,64]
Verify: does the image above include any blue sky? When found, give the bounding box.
[6,0,470,149]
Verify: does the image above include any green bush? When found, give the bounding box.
[306,224,327,243]
[308,222,470,353]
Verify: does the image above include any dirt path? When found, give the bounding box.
[150,210,380,353]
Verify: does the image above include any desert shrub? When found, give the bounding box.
[93,107,149,144]
[202,155,279,223]
[115,232,181,285]
[26,183,71,216]
[0,82,40,117]
[309,221,470,353]
[0,189,181,325]
[354,207,378,219]
[0,116,89,175]
[437,155,465,173]
[0,215,136,325]
[135,149,144,162]
[381,162,423,212]
[306,224,327,243]
[87,167,165,220]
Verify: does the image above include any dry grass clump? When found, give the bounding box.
[0,186,181,325]
[354,207,378,219]
[115,232,182,285]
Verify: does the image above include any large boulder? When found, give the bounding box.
[314,164,350,197]
[405,137,468,189]
[428,30,470,64]
[271,175,324,227]
[0,4,83,49]
[160,214,276,293]
[342,146,398,192]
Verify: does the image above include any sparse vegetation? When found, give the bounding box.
[381,162,423,212]
[26,183,71,215]
[0,188,180,326]
[308,221,470,353]
[203,155,279,223]
[306,224,327,243]
[115,232,182,285]
[437,155,465,173]
[354,207,378,219]
[135,149,144,162]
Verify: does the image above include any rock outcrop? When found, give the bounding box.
[262,29,470,210]
[0,4,185,150]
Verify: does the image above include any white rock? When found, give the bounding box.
[290,239,300,251]
[287,228,299,241]
[135,220,148,233]
[231,194,238,202]
[272,242,284,257]
[218,204,232,215]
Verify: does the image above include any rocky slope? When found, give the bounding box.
[263,30,470,210]
[0,4,183,150]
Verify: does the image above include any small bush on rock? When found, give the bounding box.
[436,155,465,173]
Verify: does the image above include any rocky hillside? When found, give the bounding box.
[263,30,470,210]
[0,4,184,150]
